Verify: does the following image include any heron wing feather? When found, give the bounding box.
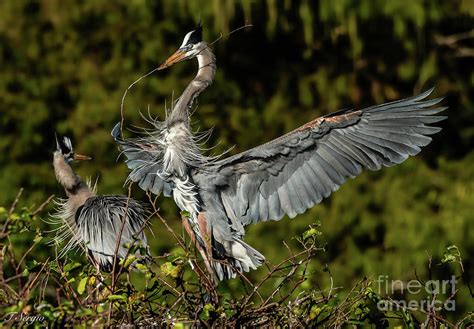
[204,88,446,226]
[112,123,173,197]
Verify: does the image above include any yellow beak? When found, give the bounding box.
[158,49,187,70]
[74,154,92,161]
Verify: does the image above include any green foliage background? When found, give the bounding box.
[0,0,473,322]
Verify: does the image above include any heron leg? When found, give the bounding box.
[182,216,217,284]
[197,213,213,266]
[182,217,196,244]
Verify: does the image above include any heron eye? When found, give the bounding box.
[181,44,192,52]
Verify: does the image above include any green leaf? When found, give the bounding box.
[160,262,181,278]
[33,234,43,243]
[303,227,322,240]
[40,310,55,321]
[441,244,461,264]
[199,303,215,321]
[107,294,127,301]
[26,260,42,272]
[122,255,137,268]
[180,210,190,219]
[97,304,106,313]
[77,277,88,295]
[441,253,456,264]
[308,305,321,320]
[135,263,149,274]
[146,280,160,292]
[63,262,82,273]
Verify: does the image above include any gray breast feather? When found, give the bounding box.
[75,195,150,270]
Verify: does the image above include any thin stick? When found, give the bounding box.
[8,188,23,216]
[146,193,217,297]
[31,194,55,217]
[111,184,133,287]
[2,188,24,234]
[208,23,253,47]
[240,247,315,312]
[108,184,134,326]
[15,240,41,272]
[120,67,165,136]
[108,198,156,283]
[146,192,187,250]
[119,22,252,136]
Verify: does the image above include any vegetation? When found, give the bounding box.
[0,0,473,326]
[1,195,472,327]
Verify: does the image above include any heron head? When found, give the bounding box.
[159,22,205,69]
[55,135,91,164]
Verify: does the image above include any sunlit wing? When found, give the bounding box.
[200,88,447,225]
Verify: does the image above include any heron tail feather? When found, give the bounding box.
[213,238,265,281]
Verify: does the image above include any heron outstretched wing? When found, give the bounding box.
[112,123,173,197]
[202,89,447,225]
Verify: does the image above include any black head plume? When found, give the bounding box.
[55,135,74,163]
[159,21,206,69]
[182,22,203,47]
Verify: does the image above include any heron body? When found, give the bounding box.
[52,136,150,271]
[114,25,447,280]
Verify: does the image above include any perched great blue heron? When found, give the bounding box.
[51,136,150,271]
[113,25,447,280]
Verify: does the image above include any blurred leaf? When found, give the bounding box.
[135,263,148,274]
[160,262,181,278]
[77,277,88,295]
[63,262,82,273]
[26,260,42,272]
[107,294,127,301]
[199,303,215,321]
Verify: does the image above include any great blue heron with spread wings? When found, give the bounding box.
[51,136,150,271]
[112,24,447,281]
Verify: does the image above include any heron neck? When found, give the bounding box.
[53,153,93,199]
[170,45,216,125]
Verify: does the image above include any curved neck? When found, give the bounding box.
[169,45,216,125]
[53,152,92,199]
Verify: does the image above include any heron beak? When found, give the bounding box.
[158,49,188,70]
[74,154,92,161]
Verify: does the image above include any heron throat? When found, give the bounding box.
[169,45,216,125]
